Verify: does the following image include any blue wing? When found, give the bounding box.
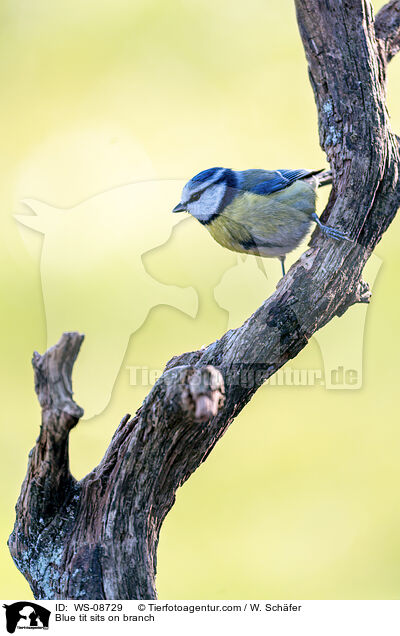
[249,169,314,195]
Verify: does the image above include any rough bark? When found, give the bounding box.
[8,0,400,599]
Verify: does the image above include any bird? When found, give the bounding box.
[172,167,350,276]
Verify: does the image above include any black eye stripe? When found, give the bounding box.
[185,170,235,206]
[187,180,218,202]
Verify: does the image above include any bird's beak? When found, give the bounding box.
[172,202,186,213]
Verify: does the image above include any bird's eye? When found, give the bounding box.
[190,192,202,202]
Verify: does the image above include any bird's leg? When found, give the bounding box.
[279,256,286,276]
[311,212,352,242]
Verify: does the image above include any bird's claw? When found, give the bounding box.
[311,212,352,243]
[320,224,352,242]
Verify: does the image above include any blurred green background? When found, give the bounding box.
[1,0,400,600]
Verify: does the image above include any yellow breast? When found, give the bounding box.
[204,181,316,258]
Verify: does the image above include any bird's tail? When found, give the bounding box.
[315,169,332,187]
[302,168,332,188]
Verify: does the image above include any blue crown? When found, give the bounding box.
[191,167,223,184]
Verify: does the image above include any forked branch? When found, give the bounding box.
[8,0,400,599]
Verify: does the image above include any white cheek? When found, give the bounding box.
[189,199,207,220]
[189,183,225,222]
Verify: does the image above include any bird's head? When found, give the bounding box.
[172,167,236,224]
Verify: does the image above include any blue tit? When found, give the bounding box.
[172,167,350,276]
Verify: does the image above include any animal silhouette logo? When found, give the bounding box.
[3,602,50,633]
[16,178,382,416]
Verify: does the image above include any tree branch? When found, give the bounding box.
[9,0,400,599]
[24,333,83,519]
[375,0,400,63]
